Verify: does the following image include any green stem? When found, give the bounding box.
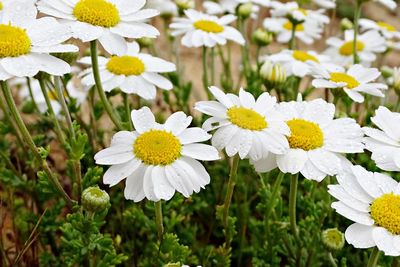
[123,93,133,131]
[223,155,240,228]
[38,78,66,146]
[202,46,211,99]
[289,174,300,243]
[211,47,215,85]
[89,40,123,130]
[288,23,297,50]
[155,201,164,242]
[0,80,73,206]
[352,1,362,64]
[328,252,338,267]
[367,247,381,267]
[54,77,75,140]
[0,89,24,148]
[264,171,285,219]
[26,78,39,113]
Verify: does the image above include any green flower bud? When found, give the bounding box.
[380,66,393,79]
[237,3,253,19]
[391,67,400,94]
[137,37,153,48]
[322,228,345,251]
[340,18,353,31]
[51,51,79,65]
[260,61,286,86]
[175,0,194,10]
[252,28,273,46]
[81,186,110,213]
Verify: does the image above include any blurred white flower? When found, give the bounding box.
[146,0,177,17]
[94,107,220,202]
[325,30,387,67]
[313,0,336,9]
[252,98,364,181]
[80,42,176,100]
[329,165,400,256]
[38,0,160,55]
[265,49,337,77]
[270,1,329,25]
[359,19,400,39]
[195,86,290,160]
[170,9,245,47]
[311,64,387,103]
[375,0,397,10]
[363,106,400,172]
[263,17,322,45]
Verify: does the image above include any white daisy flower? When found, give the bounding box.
[265,49,337,77]
[325,30,387,67]
[329,165,400,256]
[251,98,364,182]
[195,86,290,160]
[313,0,336,9]
[263,17,322,45]
[270,2,329,25]
[169,9,245,48]
[311,64,388,103]
[0,2,77,80]
[375,0,397,10]
[146,0,177,17]
[363,106,400,172]
[79,42,176,100]
[37,0,160,55]
[94,107,220,202]
[359,19,400,40]
[203,0,263,18]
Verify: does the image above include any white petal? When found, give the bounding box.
[372,227,400,256]
[1,56,38,77]
[124,165,146,202]
[352,165,383,198]
[195,101,228,118]
[181,144,220,161]
[111,22,159,38]
[143,166,159,201]
[308,149,341,176]
[345,223,376,249]
[152,166,175,200]
[178,128,211,145]
[94,145,134,165]
[331,202,374,225]
[164,112,192,135]
[209,86,233,108]
[103,159,141,186]
[251,154,278,173]
[276,149,308,174]
[131,107,156,133]
[141,72,173,90]
[28,53,71,76]
[239,88,256,108]
[98,31,127,56]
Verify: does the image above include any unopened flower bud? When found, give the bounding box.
[322,228,345,251]
[51,51,79,65]
[237,3,253,19]
[82,186,110,213]
[260,61,286,86]
[391,67,400,94]
[137,37,153,48]
[252,29,273,46]
[175,0,194,10]
[380,66,393,79]
[340,18,353,31]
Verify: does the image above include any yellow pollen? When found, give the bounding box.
[292,50,319,63]
[134,130,182,166]
[73,0,120,28]
[283,21,304,31]
[287,119,324,151]
[227,106,267,131]
[370,193,400,235]
[377,21,396,32]
[106,56,145,76]
[0,24,31,58]
[339,41,365,56]
[329,72,360,89]
[193,20,224,33]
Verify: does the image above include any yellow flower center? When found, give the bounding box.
[283,21,304,31]
[339,41,365,56]
[106,56,145,76]
[377,21,396,32]
[292,50,319,63]
[0,24,31,58]
[73,0,120,28]
[329,72,360,89]
[134,130,182,166]
[193,20,224,33]
[370,193,400,235]
[287,119,324,151]
[227,106,267,131]
[0,2,3,10]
